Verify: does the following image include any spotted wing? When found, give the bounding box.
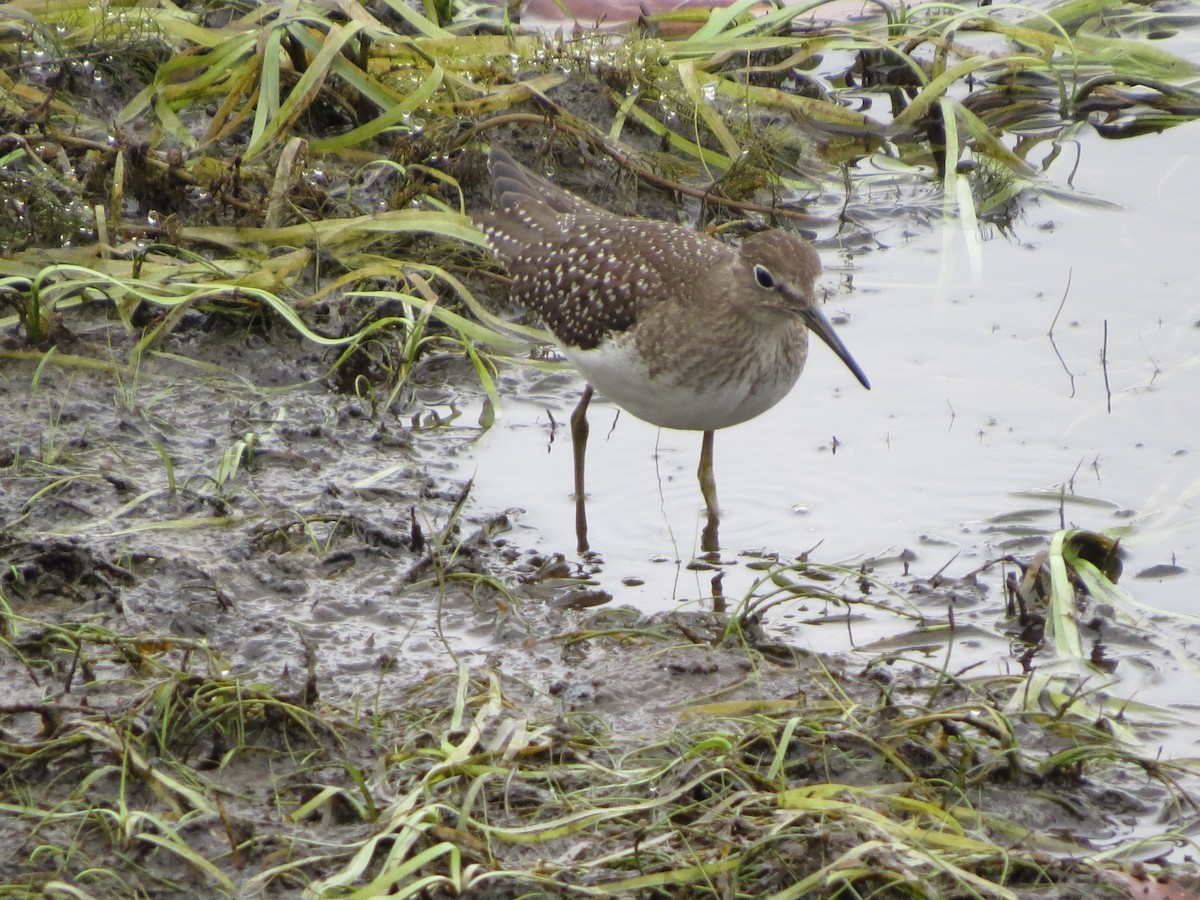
[505,216,643,351]
[487,146,606,218]
[477,148,740,350]
[475,147,613,267]
[505,214,731,351]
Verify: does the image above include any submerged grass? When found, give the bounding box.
[289,532,1199,897]
[1,530,1198,896]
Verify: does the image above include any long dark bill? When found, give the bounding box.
[802,306,871,390]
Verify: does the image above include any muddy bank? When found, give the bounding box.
[2,312,1199,897]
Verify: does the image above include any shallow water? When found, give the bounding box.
[461,119,1200,622]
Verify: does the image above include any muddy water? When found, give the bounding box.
[462,120,1200,624]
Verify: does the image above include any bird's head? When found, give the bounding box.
[738,230,870,390]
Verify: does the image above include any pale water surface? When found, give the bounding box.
[460,119,1199,626]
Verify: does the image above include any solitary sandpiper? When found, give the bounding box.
[474,146,870,553]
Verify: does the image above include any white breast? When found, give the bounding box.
[562,331,804,432]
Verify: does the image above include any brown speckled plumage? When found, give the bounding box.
[473,146,869,432]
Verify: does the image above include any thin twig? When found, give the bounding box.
[1047,270,1075,398]
[1101,319,1112,413]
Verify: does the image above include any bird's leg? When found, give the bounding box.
[570,384,594,554]
[699,429,720,554]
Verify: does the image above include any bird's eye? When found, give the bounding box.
[753,264,774,289]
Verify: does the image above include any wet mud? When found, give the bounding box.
[2,310,1199,897]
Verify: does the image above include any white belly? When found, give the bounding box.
[562,334,803,432]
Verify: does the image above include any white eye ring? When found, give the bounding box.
[753,264,775,289]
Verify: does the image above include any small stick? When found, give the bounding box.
[1047,270,1076,398]
[1101,319,1112,413]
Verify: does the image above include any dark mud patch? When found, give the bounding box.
[2,315,1199,898]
